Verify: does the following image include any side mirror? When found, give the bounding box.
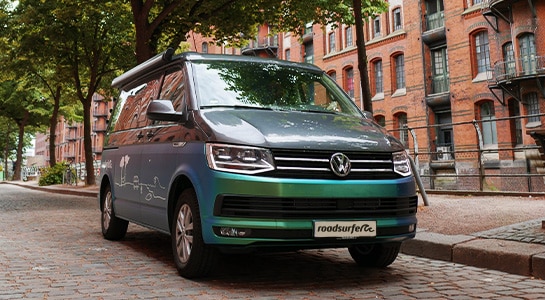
[146,100,186,123]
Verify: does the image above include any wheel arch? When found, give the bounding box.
[168,175,195,233]
[99,175,112,212]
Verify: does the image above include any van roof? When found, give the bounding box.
[112,49,323,89]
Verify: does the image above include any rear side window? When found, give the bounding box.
[110,78,161,132]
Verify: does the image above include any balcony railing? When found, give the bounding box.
[490,56,545,83]
[431,75,450,94]
[92,124,107,132]
[424,11,444,32]
[93,108,109,117]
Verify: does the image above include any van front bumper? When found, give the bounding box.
[196,172,417,247]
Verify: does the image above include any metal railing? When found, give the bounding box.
[424,11,444,32]
[390,113,545,193]
[490,56,545,83]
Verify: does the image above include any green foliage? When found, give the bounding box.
[38,162,68,186]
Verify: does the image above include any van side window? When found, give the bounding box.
[112,78,161,132]
[160,68,185,111]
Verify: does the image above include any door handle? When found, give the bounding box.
[147,131,155,138]
[137,131,144,139]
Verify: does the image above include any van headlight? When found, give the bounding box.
[206,143,275,174]
[393,151,412,177]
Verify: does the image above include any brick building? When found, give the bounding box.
[34,0,543,191]
[34,94,113,178]
[191,0,545,192]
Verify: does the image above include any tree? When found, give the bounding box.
[0,117,17,180]
[0,81,49,180]
[263,0,388,112]
[129,0,284,62]
[129,0,387,111]
[8,0,135,185]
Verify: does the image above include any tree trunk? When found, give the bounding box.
[48,86,62,167]
[353,0,373,113]
[3,123,11,180]
[82,96,95,186]
[13,111,29,181]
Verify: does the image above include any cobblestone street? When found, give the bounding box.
[1,184,544,299]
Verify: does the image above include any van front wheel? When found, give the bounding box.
[101,184,128,240]
[348,243,401,268]
[171,188,218,278]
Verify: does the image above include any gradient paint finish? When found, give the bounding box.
[193,166,417,246]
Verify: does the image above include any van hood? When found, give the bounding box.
[199,108,405,152]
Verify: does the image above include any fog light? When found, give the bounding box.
[219,227,251,237]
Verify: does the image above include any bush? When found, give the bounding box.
[38,162,68,186]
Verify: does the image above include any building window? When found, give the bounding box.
[474,31,490,74]
[304,22,313,35]
[519,34,536,75]
[345,26,353,48]
[202,42,208,53]
[425,0,444,31]
[304,43,314,64]
[393,7,402,31]
[285,49,291,61]
[524,92,541,124]
[508,100,523,145]
[479,101,498,146]
[502,42,515,78]
[394,54,405,90]
[344,67,354,98]
[473,0,483,5]
[431,47,449,94]
[328,71,337,83]
[395,113,409,148]
[373,17,381,38]
[375,115,386,127]
[328,32,336,53]
[373,60,383,95]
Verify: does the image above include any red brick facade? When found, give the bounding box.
[190,0,545,192]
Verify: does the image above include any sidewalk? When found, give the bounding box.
[3,180,545,279]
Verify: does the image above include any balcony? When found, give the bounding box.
[92,124,107,132]
[92,147,103,154]
[241,34,279,57]
[93,108,109,117]
[422,12,446,46]
[481,0,535,31]
[490,56,545,84]
[487,56,545,104]
[66,134,78,142]
[426,75,450,108]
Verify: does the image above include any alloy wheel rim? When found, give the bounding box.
[176,204,194,264]
[102,192,112,230]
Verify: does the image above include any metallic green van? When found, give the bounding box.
[98,49,417,278]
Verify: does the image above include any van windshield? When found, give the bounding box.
[192,60,363,117]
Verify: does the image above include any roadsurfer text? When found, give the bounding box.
[316,223,375,235]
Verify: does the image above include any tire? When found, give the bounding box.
[171,188,218,278]
[348,242,401,268]
[101,185,128,240]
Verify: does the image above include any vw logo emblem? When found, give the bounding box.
[330,153,351,177]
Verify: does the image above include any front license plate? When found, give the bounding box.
[314,221,377,238]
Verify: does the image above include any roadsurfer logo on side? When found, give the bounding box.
[314,221,377,238]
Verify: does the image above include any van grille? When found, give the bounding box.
[267,149,399,180]
[216,196,418,219]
